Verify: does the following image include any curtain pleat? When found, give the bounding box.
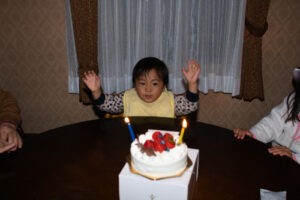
[238,0,271,101]
[70,0,98,104]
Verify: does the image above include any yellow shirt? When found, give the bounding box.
[123,88,175,118]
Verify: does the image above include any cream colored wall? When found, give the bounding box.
[0,0,299,133]
[0,0,96,133]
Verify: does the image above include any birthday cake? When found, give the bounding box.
[130,129,188,179]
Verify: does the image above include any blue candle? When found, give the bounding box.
[124,117,135,141]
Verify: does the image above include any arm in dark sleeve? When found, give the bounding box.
[93,92,106,105]
[186,90,199,102]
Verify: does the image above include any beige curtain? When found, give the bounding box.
[70,0,98,104]
[238,0,271,101]
[68,0,268,102]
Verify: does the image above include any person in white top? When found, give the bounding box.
[233,67,300,165]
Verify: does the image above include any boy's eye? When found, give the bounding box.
[138,82,146,86]
[152,82,159,86]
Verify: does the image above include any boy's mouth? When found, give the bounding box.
[144,95,152,99]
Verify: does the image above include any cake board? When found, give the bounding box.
[119,148,199,200]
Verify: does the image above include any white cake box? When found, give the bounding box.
[119,148,199,200]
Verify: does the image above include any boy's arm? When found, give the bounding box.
[94,92,125,114]
[174,92,199,116]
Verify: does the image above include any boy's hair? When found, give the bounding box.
[286,67,300,123]
[132,57,169,86]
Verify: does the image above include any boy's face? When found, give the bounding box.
[135,69,165,103]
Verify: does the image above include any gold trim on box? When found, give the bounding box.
[127,155,193,180]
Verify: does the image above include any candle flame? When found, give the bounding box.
[124,117,130,123]
[182,119,187,128]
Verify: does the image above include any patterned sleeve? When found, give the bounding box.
[175,91,199,116]
[94,92,124,114]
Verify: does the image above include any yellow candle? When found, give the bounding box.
[178,119,187,144]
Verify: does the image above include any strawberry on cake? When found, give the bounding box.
[130,129,188,179]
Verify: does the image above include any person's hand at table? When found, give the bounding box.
[0,139,16,153]
[233,128,253,139]
[0,122,23,152]
[234,128,294,160]
[268,146,293,159]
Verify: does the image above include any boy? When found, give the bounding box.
[82,57,200,117]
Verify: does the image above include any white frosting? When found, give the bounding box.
[130,129,188,177]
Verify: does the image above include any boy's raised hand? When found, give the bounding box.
[182,60,201,93]
[82,70,101,99]
[182,60,201,83]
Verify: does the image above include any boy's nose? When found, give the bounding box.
[145,86,152,92]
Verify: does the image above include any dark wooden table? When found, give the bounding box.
[0,117,300,199]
